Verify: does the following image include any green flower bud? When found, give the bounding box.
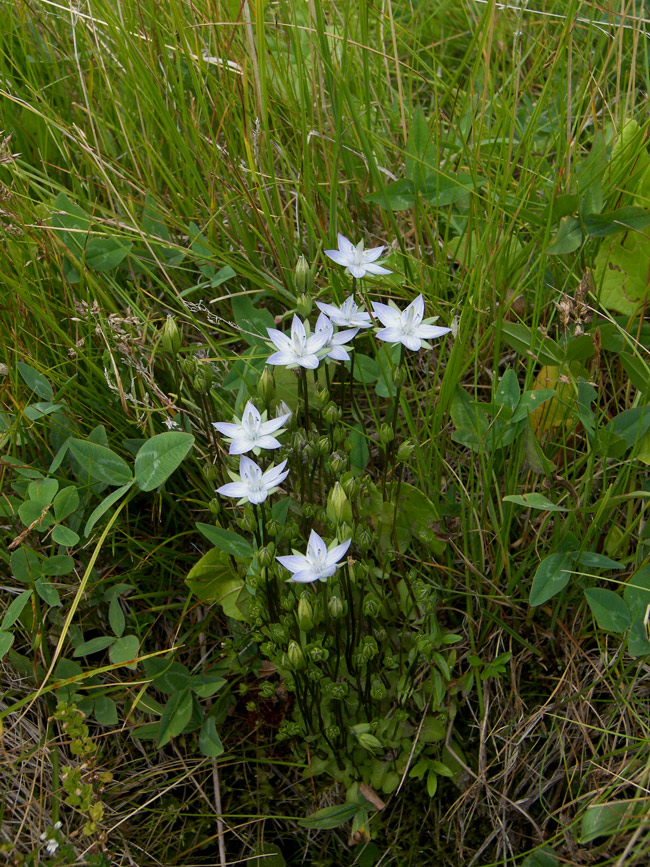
[356,527,373,551]
[378,423,394,445]
[323,402,342,425]
[357,732,382,752]
[204,464,220,482]
[306,643,328,663]
[237,511,257,533]
[280,593,296,611]
[370,679,387,700]
[161,315,181,355]
[363,594,381,618]
[296,292,312,317]
[393,365,407,388]
[208,498,221,515]
[270,623,289,643]
[294,255,313,294]
[325,724,340,740]
[326,482,352,526]
[396,439,416,463]
[329,452,347,475]
[257,367,276,407]
[297,593,314,631]
[287,640,306,671]
[266,518,280,537]
[332,425,347,445]
[313,385,330,409]
[341,474,356,498]
[179,356,196,376]
[316,435,331,457]
[257,543,275,568]
[259,681,276,700]
[361,636,378,661]
[328,595,346,619]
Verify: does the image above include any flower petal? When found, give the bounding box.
[405,294,425,323]
[361,245,385,263]
[306,529,327,562]
[325,249,353,267]
[267,349,298,367]
[337,234,355,254]
[325,537,352,567]
[371,302,401,327]
[414,324,452,340]
[347,264,367,279]
[216,481,249,498]
[266,327,292,350]
[400,334,422,352]
[375,326,405,344]
[362,262,392,276]
[276,554,309,573]
[212,421,241,437]
[286,569,318,583]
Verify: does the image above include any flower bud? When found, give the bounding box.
[294,255,313,295]
[329,452,347,475]
[296,292,312,317]
[259,681,275,700]
[356,527,373,551]
[313,385,330,409]
[370,679,387,700]
[287,640,306,671]
[204,464,220,482]
[393,365,407,388]
[361,636,378,661]
[257,367,276,407]
[326,482,352,526]
[341,474,356,498]
[257,543,275,568]
[396,439,416,463]
[316,435,330,457]
[179,356,197,376]
[161,315,181,355]
[297,593,314,631]
[193,364,213,391]
[357,732,382,752]
[332,425,347,445]
[266,518,280,537]
[237,511,257,533]
[363,594,381,618]
[208,497,221,515]
[323,402,342,425]
[307,643,328,663]
[378,423,394,445]
[328,595,346,619]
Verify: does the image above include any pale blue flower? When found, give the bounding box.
[324,234,392,279]
[314,313,358,362]
[316,296,372,329]
[216,455,289,505]
[213,401,290,455]
[266,315,329,369]
[276,530,351,583]
[372,294,451,351]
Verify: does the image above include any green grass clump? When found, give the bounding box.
[2,0,650,865]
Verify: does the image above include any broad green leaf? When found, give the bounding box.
[17,362,54,400]
[579,801,629,843]
[41,555,74,576]
[28,477,59,504]
[584,588,630,632]
[510,390,557,425]
[349,425,370,473]
[134,432,194,491]
[84,482,134,536]
[521,846,558,867]
[18,500,55,531]
[195,523,253,559]
[69,438,133,486]
[185,548,246,621]
[501,323,562,366]
[158,689,193,747]
[143,193,171,241]
[144,658,191,694]
[584,206,650,237]
[53,486,79,521]
[247,843,285,867]
[109,635,139,668]
[73,636,116,657]
[34,579,60,607]
[365,179,416,211]
[420,172,486,207]
[84,237,132,271]
[230,295,275,347]
[621,353,650,393]
[503,493,568,512]
[546,216,582,254]
[495,368,520,412]
[351,354,380,385]
[24,401,64,420]
[568,551,623,570]
[0,632,15,660]
[52,525,80,547]
[594,230,650,315]
[405,106,435,187]
[191,673,227,698]
[199,717,225,757]
[10,547,41,583]
[1,590,32,630]
[623,565,650,656]
[109,596,126,637]
[529,553,572,606]
[94,696,118,726]
[521,422,555,475]
[297,803,359,829]
[604,405,650,450]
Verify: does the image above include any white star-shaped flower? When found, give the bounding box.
[316,296,372,329]
[216,455,289,505]
[314,313,358,362]
[266,315,329,370]
[212,401,291,455]
[372,294,451,351]
[276,529,351,583]
[324,234,392,280]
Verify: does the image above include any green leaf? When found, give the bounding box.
[405,106,434,187]
[230,295,276,347]
[134,432,194,491]
[349,425,370,473]
[199,717,225,757]
[351,354,380,384]
[17,362,54,400]
[529,553,572,606]
[605,405,650,449]
[247,844,285,867]
[365,179,416,211]
[24,401,64,420]
[144,658,191,693]
[521,422,555,475]
[297,803,359,829]
[143,193,171,241]
[584,206,650,237]
[85,237,132,270]
[621,353,650,392]
[579,801,629,843]
[546,216,582,254]
[521,846,559,867]
[584,588,630,632]
[28,477,59,505]
[185,548,247,621]
[158,689,193,747]
[568,551,623,570]
[11,547,41,583]
[73,636,116,657]
[109,596,126,637]
[68,438,133,486]
[420,172,485,207]
[594,230,650,315]
[503,493,568,512]
[109,635,139,668]
[0,632,15,660]
[195,523,253,559]
[34,579,60,607]
[18,500,55,531]
[53,486,79,521]
[51,525,80,547]
[623,565,650,656]
[495,368,520,412]
[501,322,562,366]
[94,696,118,726]
[1,590,32,630]
[41,555,74,576]
[191,673,227,698]
[84,482,134,536]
